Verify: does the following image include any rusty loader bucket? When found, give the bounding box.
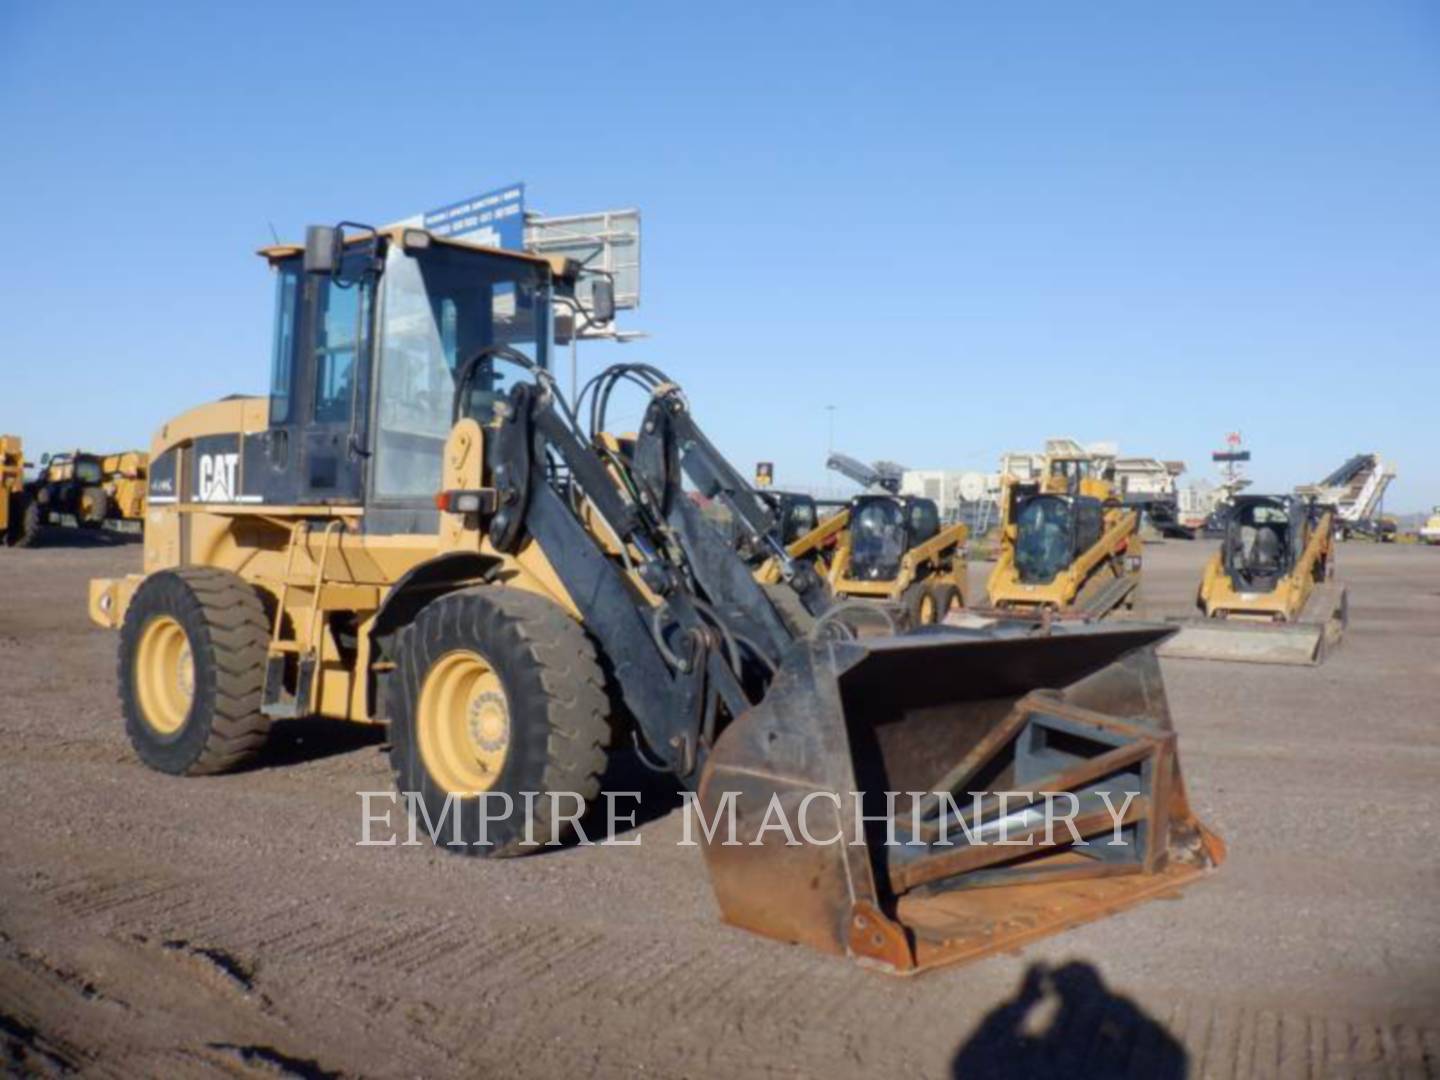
[697,623,1223,974]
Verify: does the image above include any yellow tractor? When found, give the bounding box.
[87,221,1220,974]
[985,450,1142,618]
[1,440,147,548]
[1159,494,1346,665]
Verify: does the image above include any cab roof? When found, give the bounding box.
[257,225,561,274]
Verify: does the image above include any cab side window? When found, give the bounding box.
[269,263,301,425]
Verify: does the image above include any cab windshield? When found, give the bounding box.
[1014,495,1074,584]
[373,244,551,501]
[850,497,906,581]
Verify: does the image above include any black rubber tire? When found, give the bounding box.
[11,498,43,548]
[761,582,816,639]
[387,586,614,857]
[119,568,271,775]
[927,581,962,620]
[79,486,109,527]
[902,580,936,625]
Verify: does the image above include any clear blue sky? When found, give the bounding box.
[3,1,1436,508]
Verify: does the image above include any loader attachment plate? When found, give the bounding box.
[698,623,1223,974]
[1158,583,1347,666]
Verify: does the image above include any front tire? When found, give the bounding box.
[119,568,271,775]
[387,587,614,857]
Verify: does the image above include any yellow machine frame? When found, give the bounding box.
[0,435,23,535]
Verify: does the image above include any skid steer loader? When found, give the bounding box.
[1159,494,1345,665]
[87,222,1220,974]
[985,451,1142,619]
[753,452,969,627]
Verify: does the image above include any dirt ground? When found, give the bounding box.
[1,533,1437,1078]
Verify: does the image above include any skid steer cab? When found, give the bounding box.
[87,221,1220,975]
[1159,494,1346,665]
[984,472,1142,620]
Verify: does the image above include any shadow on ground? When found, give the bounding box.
[256,718,387,768]
[12,526,142,549]
[951,961,1184,1079]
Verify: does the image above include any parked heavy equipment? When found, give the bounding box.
[1421,506,1440,545]
[756,489,819,545]
[1159,494,1346,665]
[1,440,147,548]
[985,449,1143,617]
[754,453,969,625]
[87,221,1220,973]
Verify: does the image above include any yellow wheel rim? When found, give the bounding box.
[417,650,511,793]
[918,592,937,624]
[135,615,194,735]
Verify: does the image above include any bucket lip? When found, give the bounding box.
[825,620,1178,657]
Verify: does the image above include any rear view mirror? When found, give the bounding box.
[304,225,341,275]
[590,278,616,325]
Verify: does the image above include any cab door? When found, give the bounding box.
[298,267,373,502]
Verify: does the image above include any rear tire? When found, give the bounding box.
[11,498,43,548]
[79,486,109,527]
[119,568,271,775]
[387,586,614,856]
[927,582,962,620]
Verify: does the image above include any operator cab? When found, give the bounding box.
[1222,495,1307,592]
[1013,493,1104,585]
[253,224,584,532]
[1046,456,1092,494]
[757,490,820,546]
[848,494,940,582]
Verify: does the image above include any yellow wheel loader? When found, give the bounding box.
[985,453,1142,618]
[2,442,147,547]
[1158,495,1346,665]
[88,222,1220,974]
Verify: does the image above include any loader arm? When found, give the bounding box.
[1060,508,1138,596]
[755,509,849,585]
[897,521,968,584]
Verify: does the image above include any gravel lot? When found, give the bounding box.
[1,534,1437,1077]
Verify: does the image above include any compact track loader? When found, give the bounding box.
[1159,494,1345,665]
[88,222,1220,974]
[985,452,1142,618]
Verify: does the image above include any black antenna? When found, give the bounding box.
[266,220,281,244]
